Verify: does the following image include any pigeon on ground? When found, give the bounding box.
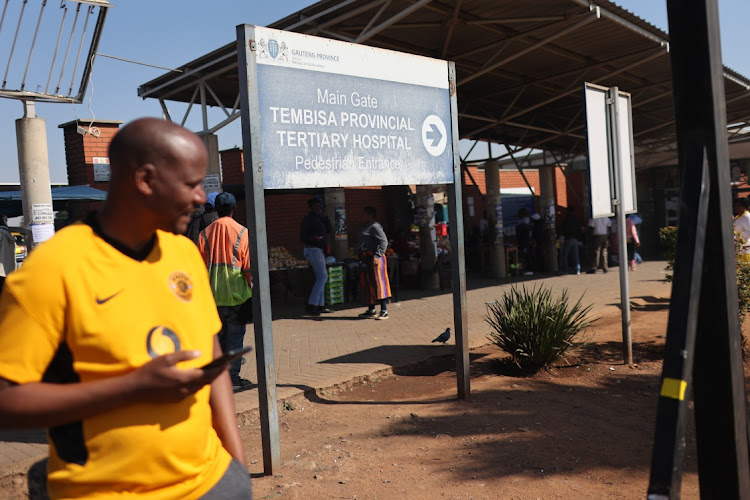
[432,328,451,345]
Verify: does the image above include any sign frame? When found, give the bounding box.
[583,82,638,218]
[236,24,468,475]
[251,25,455,190]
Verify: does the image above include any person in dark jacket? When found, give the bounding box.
[300,198,331,316]
[186,191,219,245]
[561,206,583,274]
[355,206,391,320]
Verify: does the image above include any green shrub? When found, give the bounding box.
[659,225,750,323]
[485,285,597,372]
[658,226,678,283]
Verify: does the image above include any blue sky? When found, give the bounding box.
[0,0,746,183]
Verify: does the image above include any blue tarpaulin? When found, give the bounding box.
[0,185,107,201]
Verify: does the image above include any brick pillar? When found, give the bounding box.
[58,120,122,221]
[220,148,247,226]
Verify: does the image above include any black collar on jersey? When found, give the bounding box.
[85,212,156,262]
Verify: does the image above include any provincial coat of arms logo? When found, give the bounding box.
[268,38,279,59]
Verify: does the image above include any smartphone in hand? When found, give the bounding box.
[201,346,253,371]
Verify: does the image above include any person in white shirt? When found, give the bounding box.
[733,198,750,263]
[586,216,612,274]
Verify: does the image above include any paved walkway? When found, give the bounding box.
[0,261,672,478]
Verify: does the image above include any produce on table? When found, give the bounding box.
[268,246,309,269]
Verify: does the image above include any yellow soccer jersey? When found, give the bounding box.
[0,221,231,499]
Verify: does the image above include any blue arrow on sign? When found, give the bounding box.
[426,123,443,147]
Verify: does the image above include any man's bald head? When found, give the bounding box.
[109,118,205,181]
[102,118,209,239]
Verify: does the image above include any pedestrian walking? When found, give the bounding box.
[587,216,612,273]
[355,206,391,319]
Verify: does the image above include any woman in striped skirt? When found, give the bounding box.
[355,206,391,320]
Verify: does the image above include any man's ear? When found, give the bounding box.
[134,164,156,196]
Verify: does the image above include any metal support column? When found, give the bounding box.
[16,100,54,249]
[539,164,558,272]
[484,159,506,278]
[417,184,439,289]
[647,0,750,497]
[236,25,281,475]
[199,133,222,193]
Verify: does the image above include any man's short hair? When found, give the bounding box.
[363,206,377,218]
[735,198,750,209]
[215,192,237,217]
[308,198,321,209]
[215,192,237,210]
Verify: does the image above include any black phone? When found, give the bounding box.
[201,346,253,371]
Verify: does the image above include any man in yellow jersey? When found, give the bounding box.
[0,118,252,499]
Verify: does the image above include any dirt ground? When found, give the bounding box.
[3,296,742,499]
[242,302,707,500]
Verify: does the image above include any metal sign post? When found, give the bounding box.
[236,27,281,475]
[447,62,469,398]
[583,83,637,365]
[608,86,633,366]
[236,24,467,474]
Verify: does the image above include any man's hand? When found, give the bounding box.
[127,350,226,403]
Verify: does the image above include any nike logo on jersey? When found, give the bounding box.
[96,291,122,305]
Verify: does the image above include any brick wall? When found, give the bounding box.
[59,120,121,191]
[220,147,244,184]
[345,187,389,243]
[59,120,122,222]
[462,164,580,232]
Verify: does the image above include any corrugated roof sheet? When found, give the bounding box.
[138,0,750,167]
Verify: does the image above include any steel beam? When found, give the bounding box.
[137,49,237,99]
[356,0,433,43]
[282,0,362,32]
[440,0,463,59]
[301,0,387,36]
[467,48,665,137]
[450,18,572,61]
[458,13,598,87]
[466,15,566,25]
[357,0,391,41]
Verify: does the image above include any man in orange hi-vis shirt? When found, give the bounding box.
[198,192,253,392]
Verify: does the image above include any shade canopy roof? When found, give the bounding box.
[138,0,750,169]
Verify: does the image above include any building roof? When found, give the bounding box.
[137,0,750,168]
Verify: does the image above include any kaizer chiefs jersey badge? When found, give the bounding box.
[168,271,193,302]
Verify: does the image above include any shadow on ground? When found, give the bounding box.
[0,428,47,445]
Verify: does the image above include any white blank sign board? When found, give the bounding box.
[616,93,637,214]
[583,83,638,218]
[584,84,614,218]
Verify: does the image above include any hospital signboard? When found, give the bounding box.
[248,26,454,189]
